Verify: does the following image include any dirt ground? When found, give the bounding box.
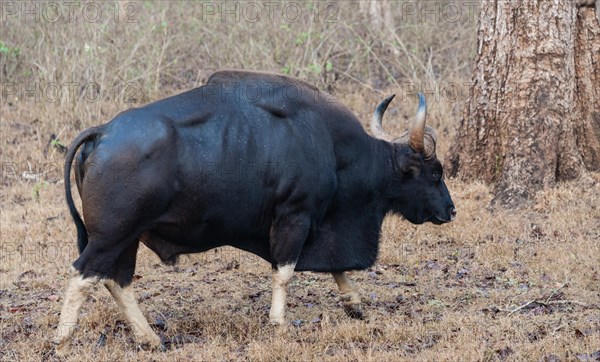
[1,95,599,362]
[1,2,598,360]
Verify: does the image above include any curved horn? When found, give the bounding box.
[370,94,396,142]
[409,93,427,153]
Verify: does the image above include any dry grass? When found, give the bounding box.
[1,1,599,361]
[2,96,599,362]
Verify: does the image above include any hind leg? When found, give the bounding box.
[103,281,161,348]
[56,149,172,348]
[53,267,100,347]
[103,241,161,348]
[54,229,141,347]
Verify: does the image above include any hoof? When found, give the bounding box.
[52,341,70,358]
[269,319,285,326]
[136,334,163,351]
[343,303,364,320]
[50,335,71,357]
[137,341,165,351]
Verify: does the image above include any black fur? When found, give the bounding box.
[65,70,455,285]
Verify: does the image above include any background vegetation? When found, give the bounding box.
[1,1,598,361]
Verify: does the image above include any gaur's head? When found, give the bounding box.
[371,94,456,225]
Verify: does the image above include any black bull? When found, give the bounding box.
[54,70,455,350]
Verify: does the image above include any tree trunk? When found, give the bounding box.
[359,0,394,33]
[446,0,600,208]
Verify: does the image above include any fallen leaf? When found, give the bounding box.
[575,328,592,338]
[495,346,514,361]
[47,294,59,302]
[541,354,561,362]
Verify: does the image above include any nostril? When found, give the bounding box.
[449,207,457,219]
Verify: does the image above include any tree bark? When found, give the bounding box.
[446,0,600,208]
[574,4,600,173]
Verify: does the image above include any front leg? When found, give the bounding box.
[332,272,363,319]
[268,213,310,325]
[269,264,296,325]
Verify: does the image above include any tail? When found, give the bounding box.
[64,126,104,254]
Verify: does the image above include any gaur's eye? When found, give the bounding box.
[432,172,442,181]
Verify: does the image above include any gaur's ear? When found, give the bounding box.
[394,145,422,177]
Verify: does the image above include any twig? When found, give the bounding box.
[547,300,589,307]
[551,317,566,336]
[508,300,537,316]
[544,282,568,304]
[505,289,531,311]
[337,71,385,94]
[507,283,570,316]
[507,299,592,316]
[345,25,401,88]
